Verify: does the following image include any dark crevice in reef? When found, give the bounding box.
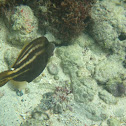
[118,33,126,41]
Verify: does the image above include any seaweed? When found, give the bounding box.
[28,0,95,43]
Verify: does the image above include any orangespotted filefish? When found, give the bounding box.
[0,37,55,87]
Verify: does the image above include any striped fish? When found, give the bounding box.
[0,37,55,87]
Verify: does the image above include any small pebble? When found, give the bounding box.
[47,63,59,75]
[54,75,59,80]
[16,90,23,96]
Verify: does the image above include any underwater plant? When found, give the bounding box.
[28,0,94,43]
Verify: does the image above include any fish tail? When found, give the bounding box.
[0,70,13,87]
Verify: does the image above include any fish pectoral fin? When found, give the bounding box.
[0,70,13,87]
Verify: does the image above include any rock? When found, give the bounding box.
[73,78,97,103]
[94,60,125,84]
[106,77,126,97]
[114,108,125,117]
[84,103,108,121]
[107,118,121,126]
[6,5,39,46]
[89,0,126,55]
[56,43,100,103]
[47,63,59,75]
[99,90,118,104]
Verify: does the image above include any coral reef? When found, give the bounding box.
[28,0,94,43]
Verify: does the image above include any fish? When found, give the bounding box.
[0,37,55,87]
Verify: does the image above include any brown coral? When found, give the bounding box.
[28,0,94,43]
[49,0,92,42]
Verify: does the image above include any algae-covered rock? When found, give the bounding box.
[94,57,126,96]
[84,103,108,121]
[56,44,84,72]
[56,39,102,77]
[73,78,97,103]
[107,118,121,126]
[114,108,125,117]
[6,5,39,46]
[94,59,125,84]
[47,63,59,75]
[89,0,126,55]
[56,43,101,103]
[106,76,126,97]
[99,90,118,104]
[20,118,48,126]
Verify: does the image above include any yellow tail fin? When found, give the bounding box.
[0,70,13,87]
